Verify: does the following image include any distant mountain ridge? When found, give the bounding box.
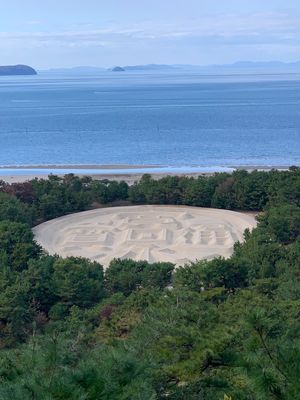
[0,65,37,76]
[121,64,177,71]
[39,61,300,75]
[40,66,106,74]
[119,61,300,72]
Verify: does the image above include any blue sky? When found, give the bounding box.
[1,0,300,68]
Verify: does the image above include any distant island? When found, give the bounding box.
[112,66,125,72]
[0,65,37,76]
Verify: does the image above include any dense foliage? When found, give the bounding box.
[0,168,299,225]
[0,168,299,399]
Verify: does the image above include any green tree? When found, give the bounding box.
[0,192,33,224]
[105,259,174,296]
[52,257,105,309]
[0,221,41,271]
[262,204,300,244]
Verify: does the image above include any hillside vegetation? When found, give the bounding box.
[0,168,299,399]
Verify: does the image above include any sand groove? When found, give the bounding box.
[33,206,257,267]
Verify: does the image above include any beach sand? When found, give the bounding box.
[33,205,257,267]
[0,165,290,184]
[0,164,220,184]
[1,172,211,185]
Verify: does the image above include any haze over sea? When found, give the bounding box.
[1,71,300,171]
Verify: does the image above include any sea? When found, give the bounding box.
[0,70,300,174]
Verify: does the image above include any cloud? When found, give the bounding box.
[1,12,300,51]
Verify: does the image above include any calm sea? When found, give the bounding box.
[0,71,300,169]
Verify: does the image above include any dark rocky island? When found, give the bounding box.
[0,65,37,76]
[112,66,125,72]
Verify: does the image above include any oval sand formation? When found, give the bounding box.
[33,206,257,267]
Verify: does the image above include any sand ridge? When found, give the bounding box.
[33,205,257,267]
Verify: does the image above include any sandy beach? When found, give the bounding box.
[0,165,226,184]
[33,205,257,267]
[1,172,213,185]
[0,164,291,184]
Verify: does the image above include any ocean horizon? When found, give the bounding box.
[1,71,300,168]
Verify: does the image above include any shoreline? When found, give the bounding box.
[0,164,296,185]
[0,164,164,170]
[0,164,294,170]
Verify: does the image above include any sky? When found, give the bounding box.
[1,0,300,69]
